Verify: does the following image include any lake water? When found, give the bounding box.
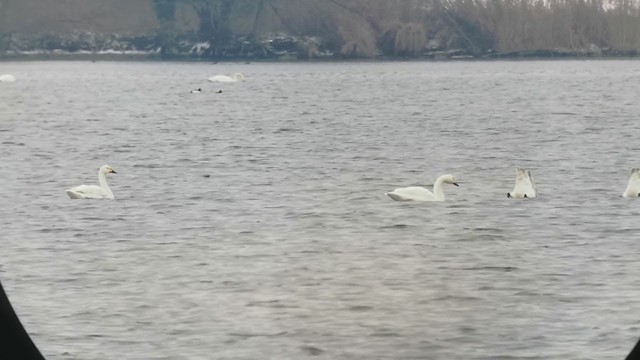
[1,59,640,359]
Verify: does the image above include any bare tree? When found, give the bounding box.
[150,0,640,58]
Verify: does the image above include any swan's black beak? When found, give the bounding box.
[112,170,117,174]
[453,183,459,187]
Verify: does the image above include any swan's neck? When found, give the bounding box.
[98,170,113,198]
[432,177,446,201]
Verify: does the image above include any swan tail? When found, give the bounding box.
[385,192,405,201]
[66,190,81,199]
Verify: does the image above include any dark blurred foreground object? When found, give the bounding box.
[627,338,640,359]
[0,280,45,359]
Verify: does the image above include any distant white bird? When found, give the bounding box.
[0,74,16,82]
[507,168,537,198]
[386,174,459,202]
[190,88,202,93]
[208,73,245,83]
[622,168,640,198]
[66,165,117,199]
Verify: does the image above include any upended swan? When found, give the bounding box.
[622,168,640,198]
[207,73,245,83]
[0,74,16,82]
[507,168,537,198]
[66,165,117,199]
[386,174,459,201]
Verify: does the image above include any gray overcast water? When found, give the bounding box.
[1,60,640,359]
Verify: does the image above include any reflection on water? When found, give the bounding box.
[1,60,640,359]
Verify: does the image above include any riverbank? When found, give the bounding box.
[2,48,639,62]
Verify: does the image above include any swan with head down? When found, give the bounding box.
[66,165,117,199]
[622,168,640,198]
[0,74,16,82]
[207,73,245,83]
[507,168,537,198]
[386,174,459,202]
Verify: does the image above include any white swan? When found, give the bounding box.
[622,168,640,198]
[207,73,245,83]
[507,168,537,198]
[0,74,16,82]
[190,88,202,93]
[386,174,459,202]
[66,165,117,199]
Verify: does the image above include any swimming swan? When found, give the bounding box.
[507,168,537,198]
[622,168,640,198]
[190,88,202,93]
[66,165,117,199]
[385,174,459,202]
[0,74,16,82]
[207,73,245,83]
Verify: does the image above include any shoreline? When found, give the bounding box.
[1,49,639,63]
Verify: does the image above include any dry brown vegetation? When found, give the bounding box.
[2,0,640,58]
[181,0,640,56]
[440,0,640,52]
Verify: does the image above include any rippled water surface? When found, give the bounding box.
[1,60,640,359]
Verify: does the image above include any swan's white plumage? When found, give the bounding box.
[508,168,537,198]
[622,168,640,198]
[386,174,459,202]
[207,73,245,83]
[66,185,110,199]
[0,74,16,82]
[66,165,117,199]
[386,186,439,202]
